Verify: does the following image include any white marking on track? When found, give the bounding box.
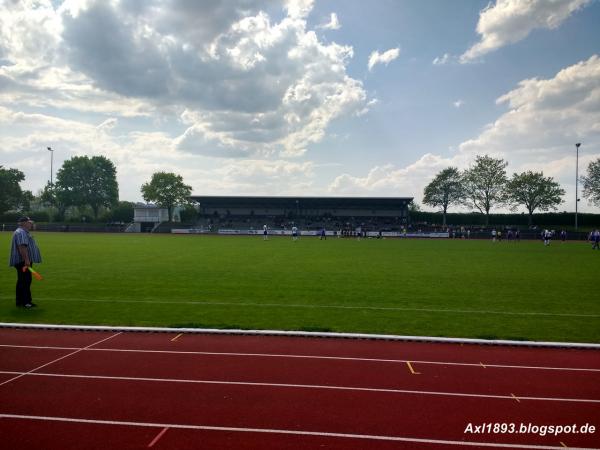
[147,426,169,447]
[0,371,597,403]
[0,414,597,449]
[0,333,121,387]
[1,344,598,372]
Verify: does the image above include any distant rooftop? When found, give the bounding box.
[188,196,413,209]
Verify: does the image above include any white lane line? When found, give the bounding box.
[147,426,169,447]
[0,333,122,388]
[1,296,598,317]
[28,297,600,317]
[1,344,599,372]
[0,414,597,449]
[0,371,597,404]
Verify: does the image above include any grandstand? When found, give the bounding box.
[188,196,413,233]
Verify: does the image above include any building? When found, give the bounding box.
[130,204,178,232]
[189,196,413,231]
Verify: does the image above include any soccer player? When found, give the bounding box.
[560,230,567,242]
[292,225,298,241]
[263,224,268,240]
[543,229,552,246]
[592,229,600,250]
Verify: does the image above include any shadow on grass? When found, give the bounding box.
[475,334,531,342]
[168,323,334,333]
[295,326,333,333]
[169,322,247,330]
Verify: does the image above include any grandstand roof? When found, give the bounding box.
[189,196,413,210]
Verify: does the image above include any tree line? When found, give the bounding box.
[1,155,192,223]
[2,154,600,225]
[422,155,600,226]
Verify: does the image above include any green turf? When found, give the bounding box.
[1,232,598,343]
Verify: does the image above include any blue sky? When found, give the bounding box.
[1,0,599,213]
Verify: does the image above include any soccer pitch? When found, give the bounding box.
[1,232,598,343]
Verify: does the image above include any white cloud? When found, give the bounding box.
[0,1,370,162]
[329,55,600,213]
[368,48,400,71]
[461,0,592,63]
[432,53,451,65]
[159,158,316,196]
[459,55,600,159]
[318,13,340,30]
[284,0,314,20]
[328,155,454,196]
[0,0,62,68]
[96,117,118,132]
[453,100,464,108]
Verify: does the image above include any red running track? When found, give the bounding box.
[0,328,598,449]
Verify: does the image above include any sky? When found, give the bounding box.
[1,0,599,213]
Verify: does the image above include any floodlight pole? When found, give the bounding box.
[575,143,581,231]
[47,146,54,186]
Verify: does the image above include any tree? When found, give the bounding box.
[19,190,34,212]
[506,171,565,226]
[54,156,119,219]
[41,181,63,221]
[462,155,508,225]
[179,204,199,222]
[422,167,464,226]
[108,201,135,223]
[582,158,600,207]
[141,172,192,222]
[408,200,421,212]
[0,166,26,215]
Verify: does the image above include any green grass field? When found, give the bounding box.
[1,232,598,343]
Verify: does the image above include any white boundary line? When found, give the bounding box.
[3,297,598,318]
[1,371,598,403]
[0,414,597,449]
[0,332,121,387]
[1,322,599,349]
[1,344,599,372]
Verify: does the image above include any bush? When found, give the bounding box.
[410,211,600,228]
[0,211,20,223]
[28,211,50,222]
[110,201,135,223]
[179,204,198,222]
